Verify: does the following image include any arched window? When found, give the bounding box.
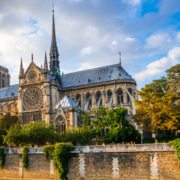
[56,116,66,134]
[127,88,132,105]
[86,92,92,109]
[96,91,102,106]
[2,75,5,87]
[107,90,112,103]
[117,88,123,105]
[76,94,81,107]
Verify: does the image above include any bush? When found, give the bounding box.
[156,134,178,143]
[143,137,155,144]
[169,138,180,164]
[22,146,28,171]
[43,143,74,180]
[0,147,5,169]
[0,136,3,145]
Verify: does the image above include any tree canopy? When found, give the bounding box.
[0,113,19,135]
[133,64,180,134]
[82,107,140,143]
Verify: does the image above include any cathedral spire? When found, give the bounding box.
[19,58,24,76]
[119,52,121,66]
[44,51,48,70]
[49,7,60,76]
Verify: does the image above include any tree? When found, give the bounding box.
[3,123,23,147]
[82,107,140,143]
[58,127,95,146]
[133,64,180,134]
[23,121,56,147]
[0,113,19,135]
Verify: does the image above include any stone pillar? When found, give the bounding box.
[113,85,117,107]
[79,154,85,177]
[150,153,159,179]
[112,157,119,178]
[81,90,84,110]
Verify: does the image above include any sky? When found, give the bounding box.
[0,0,180,89]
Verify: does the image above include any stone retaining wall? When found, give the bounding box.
[0,144,179,180]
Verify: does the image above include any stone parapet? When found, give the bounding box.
[3,143,175,154]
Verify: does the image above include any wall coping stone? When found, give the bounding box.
[3,144,175,154]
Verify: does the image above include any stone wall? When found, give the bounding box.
[0,144,179,180]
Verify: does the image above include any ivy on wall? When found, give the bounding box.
[0,147,5,169]
[43,143,74,180]
[169,138,180,164]
[22,146,28,171]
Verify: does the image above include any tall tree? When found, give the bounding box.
[133,64,180,134]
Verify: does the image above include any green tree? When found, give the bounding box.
[58,127,95,146]
[3,123,23,147]
[23,121,56,147]
[0,113,19,135]
[133,65,180,134]
[82,107,140,143]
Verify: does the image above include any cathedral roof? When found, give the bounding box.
[0,84,19,100]
[61,64,134,88]
[55,95,80,109]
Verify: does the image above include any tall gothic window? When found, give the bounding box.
[107,90,112,103]
[2,75,5,87]
[117,89,123,105]
[56,116,66,134]
[76,94,81,107]
[86,92,92,110]
[22,111,42,125]
[96,91,102,106]
[127,88,132,105]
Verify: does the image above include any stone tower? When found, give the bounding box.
[0,66,10,89]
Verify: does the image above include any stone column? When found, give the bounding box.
[113,85,117,107]
[0,72,2,88]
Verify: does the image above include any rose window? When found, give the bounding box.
[28,70,37,82]
[23,87,43,110]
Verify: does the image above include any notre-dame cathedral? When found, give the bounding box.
[0,10,137,133]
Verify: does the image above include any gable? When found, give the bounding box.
[24,63,41,83]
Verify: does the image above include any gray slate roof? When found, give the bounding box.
[0,84,19,100]
[55,95,80,109]
[62,64,134,88]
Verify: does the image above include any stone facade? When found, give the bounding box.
[0,144,179,180]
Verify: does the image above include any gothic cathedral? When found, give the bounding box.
[0,10,137,133]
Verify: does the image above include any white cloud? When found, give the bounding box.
[81,47,92,56]
[125,37,136,42]
[112,41,117,45]
[134,47,180,83]
[146,33,172,48]
[123,0,141,6]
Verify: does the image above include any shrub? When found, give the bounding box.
[169,138,180,164]
[22,146,28,171]
[0,147,5,169]
[43,143,74,180]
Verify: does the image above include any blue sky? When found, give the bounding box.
[0,0,180,89]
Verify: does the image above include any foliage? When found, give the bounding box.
[0,135,3,145]
[3,121,58,147]
[133,64,180,134]
[22,146,28,171]
[58,127,95,146]
[22,121,56,147]
[0,113,19,135]
[43,143,74,180]
[143,137,155,144]
[82,107,141,143]
[3,123,23,148]
[169,138,180,164]
[0,147,5,169]
[156,133,179,143]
